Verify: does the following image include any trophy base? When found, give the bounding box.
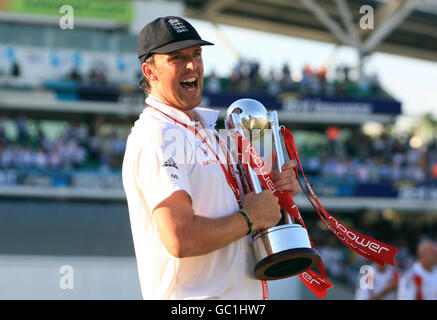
[252,224,321,281]
[254,247,320,280]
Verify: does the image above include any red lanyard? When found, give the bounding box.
[280,127,399,266]
[148,105,241,205]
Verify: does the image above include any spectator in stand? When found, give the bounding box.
[15,117,29,146]
[368,72,381,96]
[426,140,437,180]
[89,62,107,84]
[266,69,280,95]
[280,63,293,92]
[107,132,126,169]
[306,155,322,175]
[0,143,13,168]
[300,64,313,94]
[17,145,32,168]
[432,163,437,180]
[86,133,102,167]
[228,69,240,92]
[247,60,264,93]
[358,73,371,96]
[317,66,328,96]
[398,240,437,300]
[239,59,252,92]
[11,60,21,77]
[309,71,322,96]
[205,70,221,93]
[342,65,350,82]
[34,146,48,169]
[0,119,7,146]
[355,263,399,300]
[68,67,82,83]
[353,158,370,182]
[48,144,62,168]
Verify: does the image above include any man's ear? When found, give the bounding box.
[142,62,157,81]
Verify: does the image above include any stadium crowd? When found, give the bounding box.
[204,59,388,99]
[1,55,389,100]
[0,117,126,171]
[300,129,437,183]
[1,116,435,183]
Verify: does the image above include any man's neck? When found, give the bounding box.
[185,109,202,122]
[148,94,201,122]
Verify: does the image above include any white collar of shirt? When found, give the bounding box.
[145,95,219,129]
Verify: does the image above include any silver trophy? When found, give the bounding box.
[225,99,321,281]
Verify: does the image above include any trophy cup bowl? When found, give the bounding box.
[226,98,269,142]
[226,99,321,281]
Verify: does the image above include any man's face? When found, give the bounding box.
[420,243,437,268]
[144,45,204,111]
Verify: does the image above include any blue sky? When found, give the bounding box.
[190,19,437,120]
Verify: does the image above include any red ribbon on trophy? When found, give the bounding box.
[234,127,399,299]
[280,128,399,266]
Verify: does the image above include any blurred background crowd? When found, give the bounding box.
[2,55,388,100]
[0,117,126,171]
[204,59,386,99]
[1,111,436,184]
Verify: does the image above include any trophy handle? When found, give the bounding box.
[268,111,285,173]
[269,111,292,225]
[230,113,263,194]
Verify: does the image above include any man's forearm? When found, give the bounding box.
[170,211,250,258]
[153,190,252,258]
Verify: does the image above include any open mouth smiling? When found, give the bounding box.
[180,76,199,91]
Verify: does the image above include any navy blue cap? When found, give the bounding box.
[137,16,214,64]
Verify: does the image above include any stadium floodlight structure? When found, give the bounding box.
[299,0,425,71]
[185,0,437,70]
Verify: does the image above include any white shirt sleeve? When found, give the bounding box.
[136,125,193,212]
